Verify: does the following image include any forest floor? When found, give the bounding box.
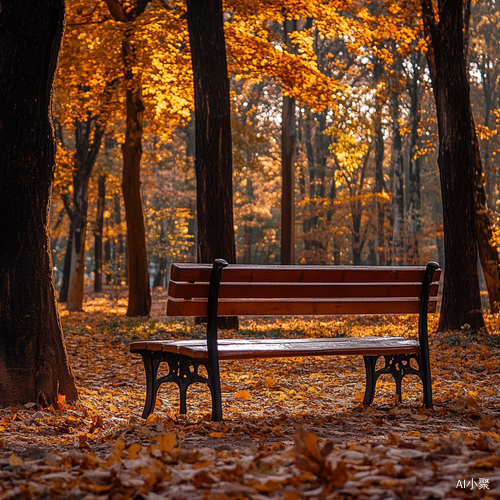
[0,287,500,498]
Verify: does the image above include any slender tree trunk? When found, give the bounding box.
[103,0,152,316]
[407,54,422,264]
[373,62,387,265]
[281,19,297,265]
[392,91,405,264]
[66,177,90,311]
[104,237,112,285]
[59,230,73,303]
[94,175,106,293]
[121,34,151,316]
[187,0,238,329]
[243,177,254,264]
[0,0,77,405]
[153,220,166,288]
[66,118,104,311]
[422,0,485,330]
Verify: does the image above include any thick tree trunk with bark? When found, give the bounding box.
[187,0,237,329]
[94,175,106,293]
[422,0,485,330]
[0,0,78,405]
[281,19,297,265]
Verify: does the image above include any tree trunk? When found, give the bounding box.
[407,54,422,264]
[58,229,73,302]
[0,0,78,405]
[281,19,297,265]
[103,0,152,316]
[373,62,387,265]
[121,34,151,316]
[243,177,254,264]
[422,0,485,331]
[94,175,106,293]
[153,220,167,288]
[66,118,104,311]
[392,91,405,265]
[104,237,112,285]
[187,0,238,329]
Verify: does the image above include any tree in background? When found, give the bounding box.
[103,0,152,317]
[186,0,236,267]
[421,0,485,331]
[0,0,78,405]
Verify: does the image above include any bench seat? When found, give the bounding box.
[131,336,420,359]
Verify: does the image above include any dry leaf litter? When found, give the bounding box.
[0,288,499,499]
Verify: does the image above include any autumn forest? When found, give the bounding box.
[1,0,500,498]
[51,0,499,315]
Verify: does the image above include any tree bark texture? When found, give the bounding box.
[187,0,237,330]
[280,19,297,265]
[0,0,78,405]
[186,0,237,266]
[422,0,485,330]
[94,175,106,293]
[66,117,104,311]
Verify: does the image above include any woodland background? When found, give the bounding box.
[51,0,500,314]
[1,2,500,497]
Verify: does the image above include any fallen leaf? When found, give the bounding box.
[234,390,252,401]
[264,377,276,387]
[411,414,428,421]
[9,454,23,467]
[478,418,496,431]
[158,433,176,453]
[209,432,224,438]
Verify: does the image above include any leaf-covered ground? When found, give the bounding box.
[1,288,500,498]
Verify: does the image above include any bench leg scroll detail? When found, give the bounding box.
[363,353,431,407]
[139,351,210,419]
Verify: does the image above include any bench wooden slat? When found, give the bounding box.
[170,263,441,284]
[168,281,440,299]
[130,337,420,360]
[166,297,438,317]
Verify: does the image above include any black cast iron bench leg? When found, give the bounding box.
[363,355,378,406]
[140,351,162,419]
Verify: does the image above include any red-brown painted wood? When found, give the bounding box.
[166,296,438,317]
[168,281,439,299]
[130,336,420,359]
[170,263,441,284]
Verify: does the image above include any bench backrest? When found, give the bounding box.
[166,263,441,317]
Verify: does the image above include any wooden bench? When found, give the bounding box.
[131,259,441,421]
